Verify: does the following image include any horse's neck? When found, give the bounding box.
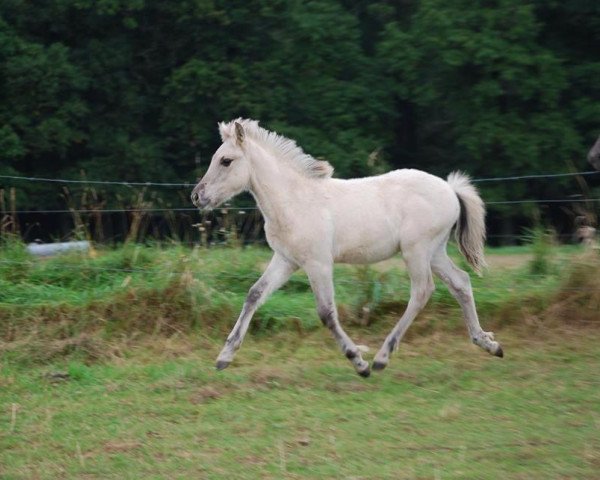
[248,145,305,225]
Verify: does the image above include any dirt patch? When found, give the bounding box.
[190,386,227,404]
[1,332,117,364]
[103,441,142,453]
[324,380,373,393]
[248,366,297,389]
[487,254,532,269]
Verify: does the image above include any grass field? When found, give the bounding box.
[1,241,599,478]
[1,328,599,479]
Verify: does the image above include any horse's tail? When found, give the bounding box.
[447,171,487,275]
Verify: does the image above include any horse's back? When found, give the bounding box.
[327,169,458,221]
[324,169,460,263]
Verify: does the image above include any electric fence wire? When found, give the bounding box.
[1,170,598,188]
[4,197,600,215]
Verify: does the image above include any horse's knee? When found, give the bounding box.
[246,286,263,306]
[456,286,472,304]
[317,304,335,328]
[453,280,473,304]
[449,270,473,303]
[425,279,435,298]
[414,279,435,305]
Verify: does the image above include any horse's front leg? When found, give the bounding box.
[304,261,370,378]
[216,253,297,370]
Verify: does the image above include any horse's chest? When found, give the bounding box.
[264,224,284,250]
[264,221,316,261]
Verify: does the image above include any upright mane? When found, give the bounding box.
[219,118,334,179]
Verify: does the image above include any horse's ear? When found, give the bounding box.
[218,122,230,142]
[234,122,245,146]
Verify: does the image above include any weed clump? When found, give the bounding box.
[547,251,600,325]
[523,227,556,275]
[0,235,32,283]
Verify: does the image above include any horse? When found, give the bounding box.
[191,119,503,377]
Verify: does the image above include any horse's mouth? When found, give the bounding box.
[191,192,212,209]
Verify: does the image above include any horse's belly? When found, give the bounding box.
[334,238,398,264]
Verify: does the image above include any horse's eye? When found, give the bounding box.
[220,157,234,167]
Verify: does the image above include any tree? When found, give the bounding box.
[376,0,589,234]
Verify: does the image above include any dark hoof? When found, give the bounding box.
[357,368,371,378]
[215,360,231,370]
[494,346,504,358]
[372,361,387,371]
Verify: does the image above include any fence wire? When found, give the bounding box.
[4,197,600,215]
[1,169,599,276]
[2,170,599,217]
[1,169,598,188]
[0,174,192,187]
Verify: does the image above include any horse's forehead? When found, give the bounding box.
[213,140,238,159]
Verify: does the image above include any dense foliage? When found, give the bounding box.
[0,1,598,230]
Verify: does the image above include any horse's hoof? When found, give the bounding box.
[357,367,371,378]
[494,345,504,358]
[372,361,387,371]
[215,360,231,370]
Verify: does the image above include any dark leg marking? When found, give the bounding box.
[220,285,264,353]
[372,361,387,371]
[372,339,396,371]
[317,305,335,329]
[345,349,357,360]
[246,286,263,306]
[228,331,240,345]
[215,360,230,370]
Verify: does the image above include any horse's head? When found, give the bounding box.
[191,120,252,209]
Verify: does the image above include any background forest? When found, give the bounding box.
[0,0,599,238]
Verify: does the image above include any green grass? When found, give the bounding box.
[1,241,599,477]
[1,240,598,366]
[0,241,588,343]
[1,328,599,479]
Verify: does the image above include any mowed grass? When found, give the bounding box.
[1,328,599,479]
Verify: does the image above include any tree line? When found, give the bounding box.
[0,0,598,236]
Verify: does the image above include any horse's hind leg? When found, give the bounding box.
[373,247,435,371]
[304,261,370,378]
[431,249,503,357]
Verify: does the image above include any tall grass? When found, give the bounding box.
[522,226,556,275]
[1,240,598,363]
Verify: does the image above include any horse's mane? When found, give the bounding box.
[219,118,334,179]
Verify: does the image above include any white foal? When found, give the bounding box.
[191,119,503,377]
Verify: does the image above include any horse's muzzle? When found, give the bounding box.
[191,186,211,209]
